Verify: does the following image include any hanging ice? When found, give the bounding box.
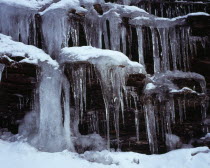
[0,1,38,45]
[0,63,5,81]
[59,46,146,149]
[143,70,208,152]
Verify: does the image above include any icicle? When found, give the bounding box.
[0,63,5,81]
[70,107,80,137]
[169,97,175,124]
[135,110,140,142]
[95,65,133,149]
[0,3,36,45]
[169,28,178,71]
[165,101,172,135]
[41,10,70,58]
[201,101,207,121]
[84,9,102,48]
[62,76,72,148]
[178,99,183,123]
[144,99,158,153]
[181,28,187,71]
[158,28,170,72]
[151,28,161,73]
[66,64,87,121]
[106,11,122,51]
[136,26,145,66]
[121,26,127,55]
[69,20,79,46]
[128,86,140,141]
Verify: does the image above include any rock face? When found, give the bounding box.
[0,0,209,154]
[0,58,38,134]
[132,0,210,18]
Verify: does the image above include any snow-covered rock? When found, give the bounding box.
[0,34,58,67]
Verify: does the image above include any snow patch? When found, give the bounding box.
[0,139,210,168]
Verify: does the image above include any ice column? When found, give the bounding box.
[29,63,74,152]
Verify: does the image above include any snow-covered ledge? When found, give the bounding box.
[0,34,58,67]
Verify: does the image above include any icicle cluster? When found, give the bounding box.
[133,0,209,18]
[143,71,208,153]
[59,46,146,149]
[0,2,37,45]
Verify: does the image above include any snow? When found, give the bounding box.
[130,12,210,28]
[145,83,156,90]
[148,71,206,93]
[39,0,86,14]
[187,12,210,17]
[60,46,146,74]
[73,133,106,153]
[0,34,58,67]
[0,0,40,9]
[170,87,198,94]
[0,0,62,9]
[106,3,148,14]
[0,139,210,168]
[165,134,182,150]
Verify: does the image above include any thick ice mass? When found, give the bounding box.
[60,46,146,149]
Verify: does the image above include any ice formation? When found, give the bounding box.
[59,46,146,149]
[0,0,38,45]
[143,71,208,153]
[133,0,209,18]
[0,0,209,154]
[0,0,208,70]
[20,65,74,152]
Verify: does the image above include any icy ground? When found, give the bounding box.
[0,139,210,168]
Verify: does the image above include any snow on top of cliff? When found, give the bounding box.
[131,12,210,28]
[104,3,148,14]
[60,46,146,74]
[40,0,86,14]
[0,0,54,9]
[0,34,58,67]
